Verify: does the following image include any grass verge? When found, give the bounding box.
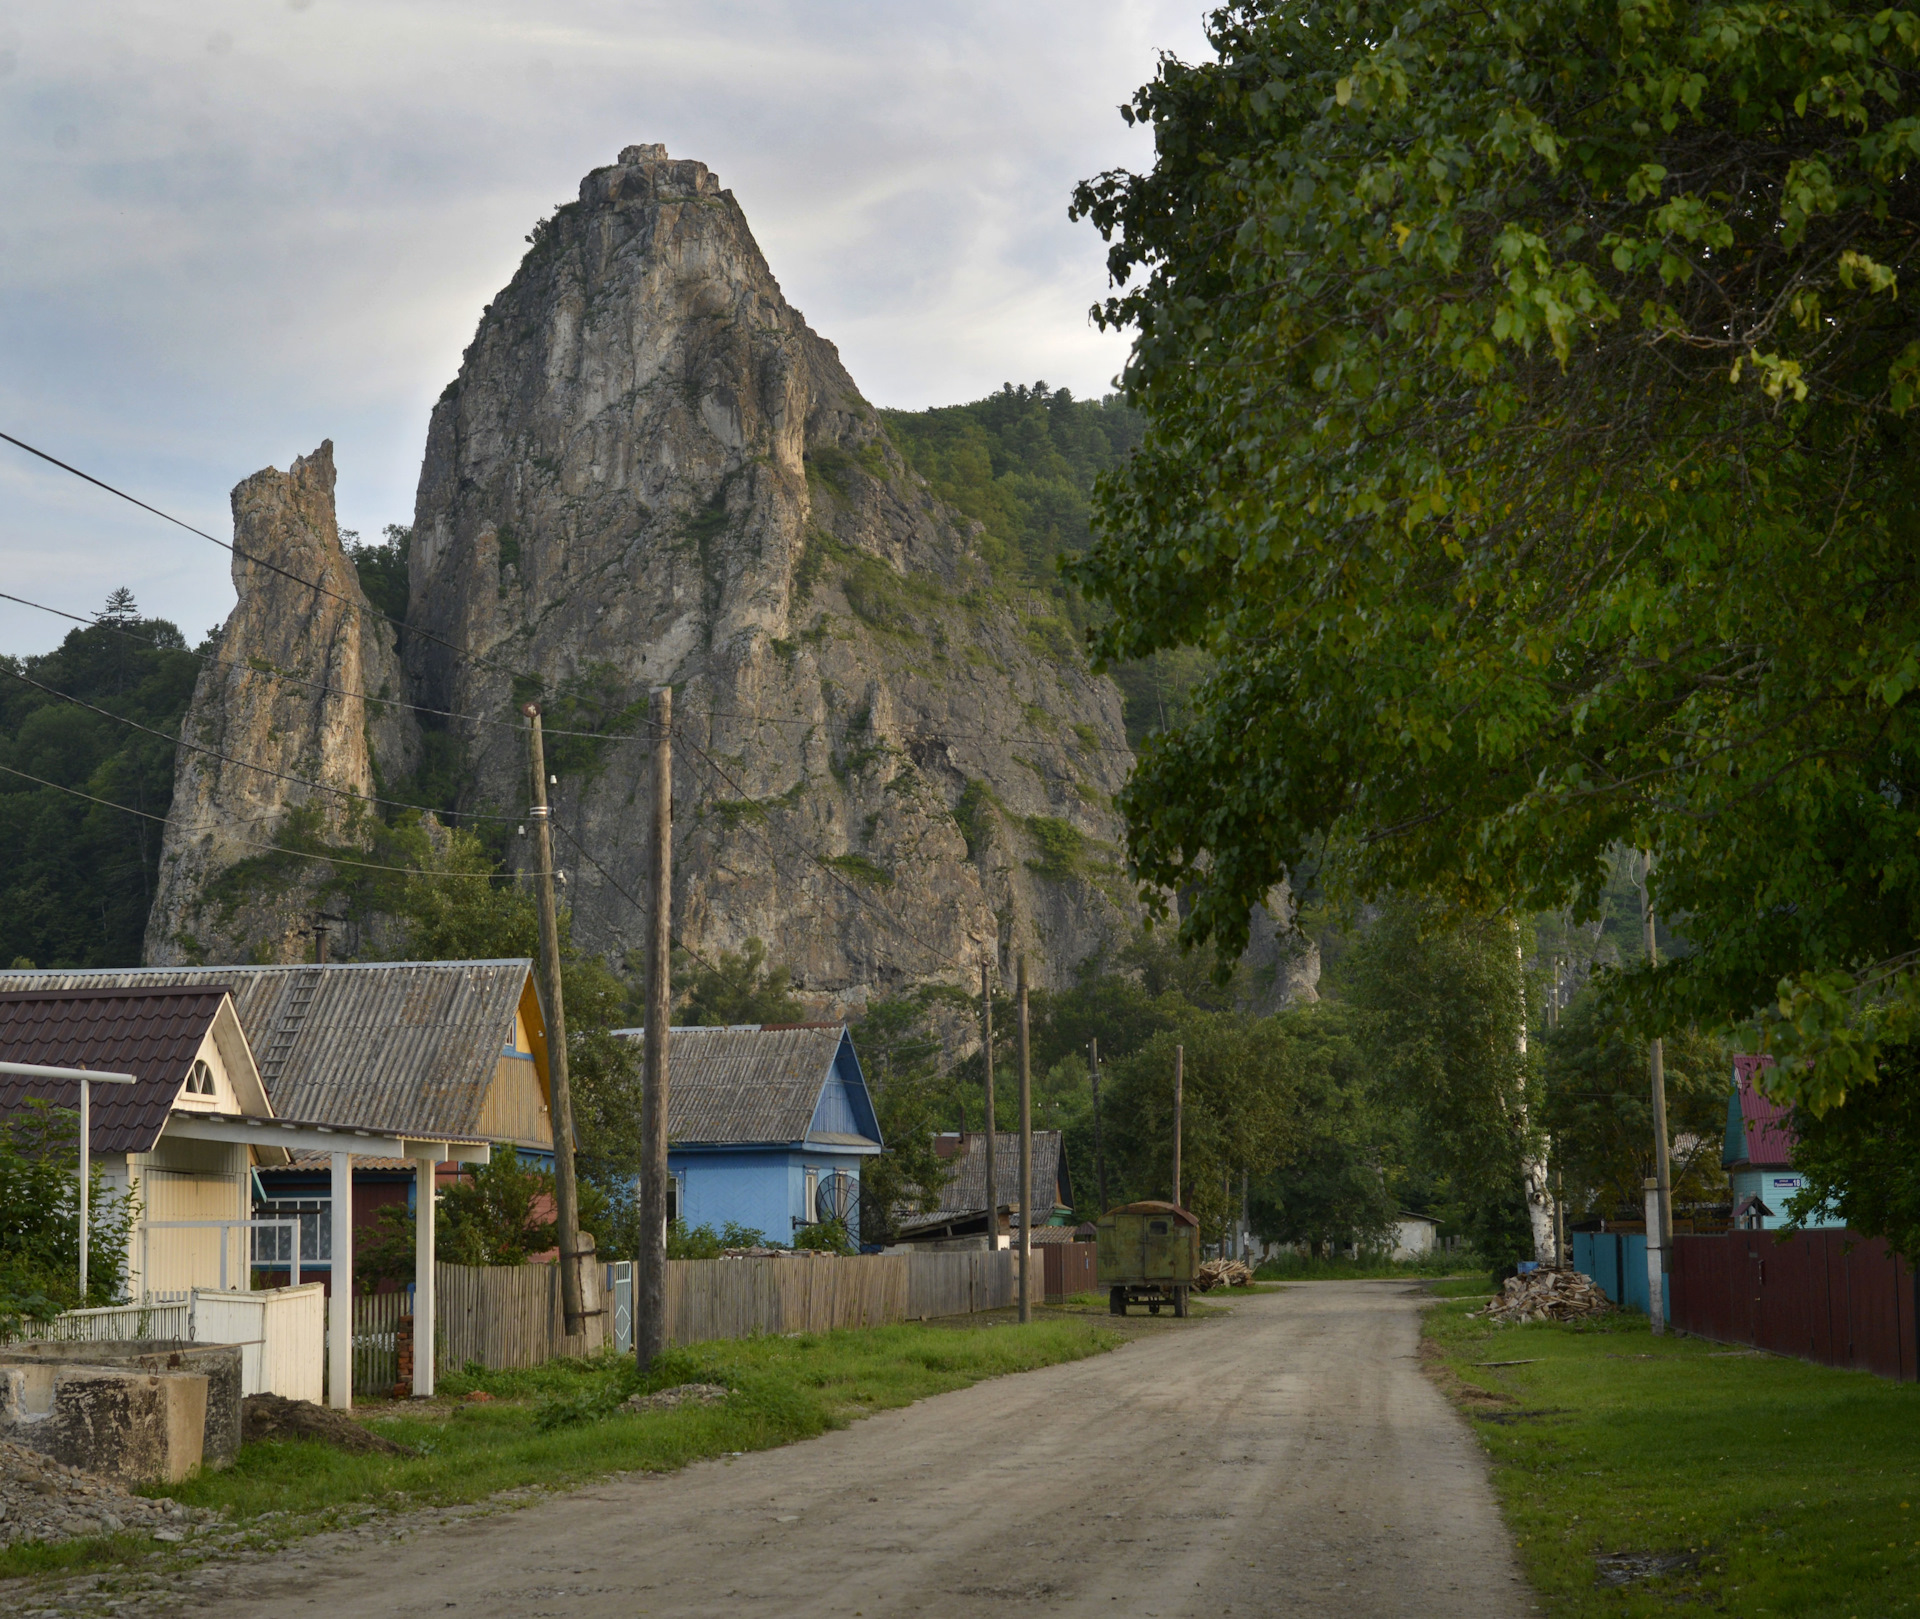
[0,1316,1119,1584]
[1423,1290,1920,1616]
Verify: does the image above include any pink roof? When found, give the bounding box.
[1730,1054,1796,1168]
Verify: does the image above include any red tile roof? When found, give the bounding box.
[1730,1053,1795,1168]
[0,986,230,1154]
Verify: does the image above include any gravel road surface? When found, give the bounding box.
[177,1282,1534,1618]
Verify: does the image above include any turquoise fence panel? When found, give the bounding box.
[1571,1231,1669,1322]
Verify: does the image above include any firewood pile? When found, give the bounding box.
[1194,1258,1256,1291]
[1475,1266,1613,1324]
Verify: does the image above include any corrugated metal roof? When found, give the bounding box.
[0,986,228,1154]
[899,1131,1071,1228]
[611,1024,877,1146]
[0,962,532,1142]
[1726,1053,1795,1168]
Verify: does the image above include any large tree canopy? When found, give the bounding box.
[1072,0,1920,1110]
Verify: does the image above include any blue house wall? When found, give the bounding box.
[670,1145,875,1242]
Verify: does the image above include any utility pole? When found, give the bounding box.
[981,962,998,1250]
[1639,851,1673,1332]
[1089,1037,1108,1214]
[1017,954,1032,1324]
[313,918,330,965]
[523,704,585,1334]
[636,687,674,1370]
[1172,1044,1184,1206]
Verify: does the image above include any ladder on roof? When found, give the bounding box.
[257,967,324,1095]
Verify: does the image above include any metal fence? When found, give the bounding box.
[4,1299,190,1344]
[1571,1230,1671,1323]
[1671,1230,1918,1381]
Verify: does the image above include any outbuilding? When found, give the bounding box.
[1724,1053,1843,1230]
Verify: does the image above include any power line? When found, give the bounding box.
[0,431,531,687]
[0,663,526,825]
[0,761,491,879]
[549,814,716,974]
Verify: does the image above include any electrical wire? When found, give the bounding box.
[0,663,529,824]
[549,814,716,974]
[0,431,532,687]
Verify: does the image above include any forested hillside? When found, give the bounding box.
[0,592,199,968]
[882,384,1204,746]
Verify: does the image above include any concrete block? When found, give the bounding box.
[0,1360,208,1483]
[0,1341,242,1467]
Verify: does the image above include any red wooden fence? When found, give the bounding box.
[1671,1230,1918,1381]
[1040,1241,1098,1301]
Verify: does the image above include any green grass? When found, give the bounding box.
[1424,1295,1920,1616]
[0,1318,1118,1585]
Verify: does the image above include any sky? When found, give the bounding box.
[0,0,1213,656]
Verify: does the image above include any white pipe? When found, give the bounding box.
[413,1157,435,1398]
[329,1151,353,1408]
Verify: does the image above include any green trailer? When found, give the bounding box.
[1096,1200,1199,1317]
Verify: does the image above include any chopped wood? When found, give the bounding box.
[1473,1267,1613,1324]
[1194,1258,1255,1292]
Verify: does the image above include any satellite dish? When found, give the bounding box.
[816,1170,857,1223]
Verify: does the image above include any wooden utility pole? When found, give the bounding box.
[636,687,674,1370]
[1639,852,1673,1331]
[1089,1037,1108,1214]
[523,704,585,1333]
[1171,1044,1184,1206]
[981,962,997,1250]
[1017,955,1032,1324]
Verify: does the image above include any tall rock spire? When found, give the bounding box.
[144,442,417,965]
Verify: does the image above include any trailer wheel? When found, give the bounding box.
[1173,1286,1190,1319]
[1109,1287,1127,1316]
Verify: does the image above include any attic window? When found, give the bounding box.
[185,1059,216,1097]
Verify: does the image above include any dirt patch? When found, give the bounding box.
[241,1395,414,1456]
[1595,1548,1698,1587]
[1417,1335,1516,1413]
[623,1383,729,1412]
[0,1439,209,1549]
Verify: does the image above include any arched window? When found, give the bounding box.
[185,1059,215,1097]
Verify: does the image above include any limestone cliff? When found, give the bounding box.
[404,144,1138,998]
[144,443,417,965]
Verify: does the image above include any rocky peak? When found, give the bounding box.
[145,442,415,965]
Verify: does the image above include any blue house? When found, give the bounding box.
[1725,1052,1843,1230]
[612,1023,883,1243]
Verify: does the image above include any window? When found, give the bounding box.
[252,1201,331,1266]
[183,1059,215,1097]
[667,1171,683,1226]
[803,1166,819,1225]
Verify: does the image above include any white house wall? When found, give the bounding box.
[128,1136,249,1299]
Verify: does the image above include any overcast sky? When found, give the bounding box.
[0,1,1211,655]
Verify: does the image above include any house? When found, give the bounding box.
[0,984,284,1300]
[890,1130,1075,1247]
[611,1023,883,1243]
[0,961,555,1283]
[1724,1053,1843,1229]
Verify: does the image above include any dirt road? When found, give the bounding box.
[182,1283,1533,1618]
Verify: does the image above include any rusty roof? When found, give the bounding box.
[898,1131,1072,1229]
[611,1024,878,1146]
[0,962,534,1142]
[0,985,230,1154]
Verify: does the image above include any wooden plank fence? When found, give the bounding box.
[404,1248,1050,1374]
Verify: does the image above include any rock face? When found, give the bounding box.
[145,146,1157,998]
[145,443,415,965]
[402,143,1141,998]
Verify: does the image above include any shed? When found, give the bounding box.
[1390,1211,1441,1261]
[611,1023,883,1243]
[1723,1053,1843,1230]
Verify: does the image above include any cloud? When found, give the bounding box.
[0,0,1212,654]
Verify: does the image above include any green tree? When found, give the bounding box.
[850,990,959,1244]
[0,599,199,968]
[357,1146,567,1287]
[1068,0,1920,1119]
[1339,902,1538,1267]
[0,1102,137,1325]
[1538,990,1731,1222]
[676,938,805,1026]
[1248,1003,1399,1257]
[1100,1013,1299,1242]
